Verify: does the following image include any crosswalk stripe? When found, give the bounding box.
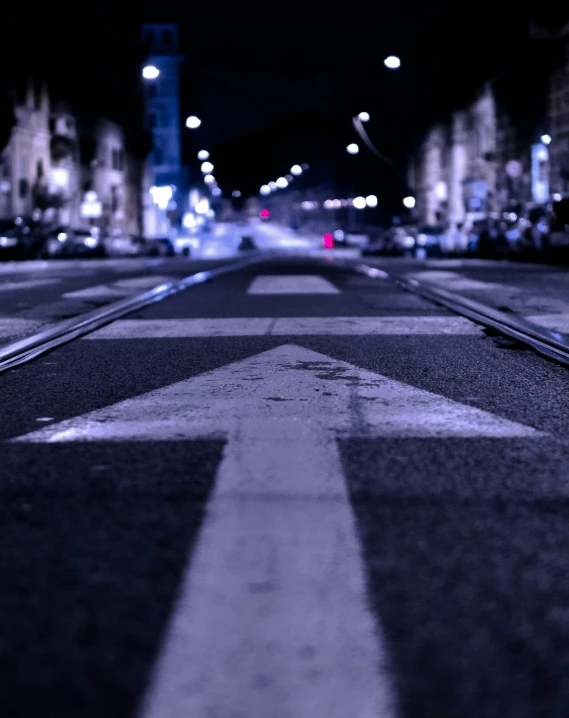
[0,318,45,340]
[82,316,483,339]
[0,278,60,292]
[62,276,174,301]
[247,275,340,294]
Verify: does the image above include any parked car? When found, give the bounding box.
[0,217,47,260]
[146,237,176,257]
[104,233,147,257]
[415,225,446,257]
[44,226,107,258]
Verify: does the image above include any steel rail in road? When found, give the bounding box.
[353,261,569,368]
[0,254,267,374]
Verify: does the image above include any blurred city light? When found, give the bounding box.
[403,196,416,208]
[384,55,401,69]
[347,143,359,155]
[260,185,271,195]
[201,161,214,173]
[232,190,241,198]
[285,174,293,182]
[324,200,334,209]
[142,65,160,79]
[541,134,552,145]
[358,112,370,122]
[353,196,366,209]
[197,150,210,160]
[290,165,302,175]
[186,115,202,129]
[365,194,378,208]
[301,163,310,170]
[182,212,197,228]
[150,185,173,210]
[204,174,215,184]
[276,177,288,188]
[333,199,342,208]
[260,209,271,218]
[212,187,222,197]
[195,198,210,214]
[323,233,334,249]
[553,193,562,202]
[269,181,278,190]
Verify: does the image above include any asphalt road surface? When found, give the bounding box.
[2,240,569,717]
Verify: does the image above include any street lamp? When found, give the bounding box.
[142,65,160,79]
[204,174,215,184]
[197,150,210,160]
[276,177,288,188]
[384,55,401,69]
[260,185,271,195]
[365,194,378,208]
[353,196,366,209]
[358,112,370,122]
[212,187,222,197]
[541,134,552,145]
[186,115,201,129]
[201,161,214,173]
[232,190,241,198]
[269,181,277,191]
[347,143,360,155]
[403,196,416,208]
[290,165,302,175]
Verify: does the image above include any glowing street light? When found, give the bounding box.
[195,198,209,214]
[276,177,288,188]
[403,196,416,209]
[384,55,401,69]
[365,194,378,208]
[541,134,552,145]
[232,190,241,198]
[212,187,222,197]
[201,161,214,173]
[186,115,202,129]
[260,185,271,195]
[353,196,366,209]
[346,143,359,155]
[142,65,160,80]
[358,111,370,122]
[197,150,210,160]
[290,164,302,175]
[204,174,215,184]
[269,181,277,191]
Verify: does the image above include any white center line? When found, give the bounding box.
[248,275,340,294]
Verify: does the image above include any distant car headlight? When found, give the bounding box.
[84,236,98,248]
[403,236,415,247]
[57,232,67,242]
[0,236,18,247]
[417,234,427,246]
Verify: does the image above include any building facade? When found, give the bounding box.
[0,82,144,234]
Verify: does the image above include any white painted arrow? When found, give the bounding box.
[13,345,542,718]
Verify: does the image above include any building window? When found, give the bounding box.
[19,178,28,198]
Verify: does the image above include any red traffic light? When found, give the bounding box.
[323,233,334,248]
[260,209,271,218]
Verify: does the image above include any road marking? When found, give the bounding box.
[407,271,514,292]
[14,345,543,716]
[0,278,60,292]
[62,276,174,301]
[83,315,483,339]
[248,275,340,294]
[0,318,45,339]
[525,313,569,333]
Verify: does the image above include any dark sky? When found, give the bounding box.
[5,0,569,202]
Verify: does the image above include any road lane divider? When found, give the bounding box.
[0,255,266,374]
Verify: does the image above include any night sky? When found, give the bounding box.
[4,1,569,204]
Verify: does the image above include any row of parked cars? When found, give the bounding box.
[362,201,569,261]
[0,217,200,261]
